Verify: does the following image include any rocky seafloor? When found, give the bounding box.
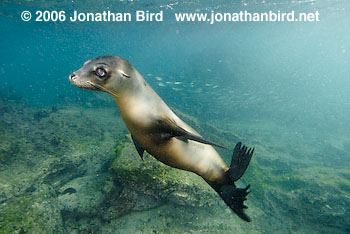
[0,94,350,234]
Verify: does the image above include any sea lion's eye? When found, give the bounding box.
[95,68,107,78]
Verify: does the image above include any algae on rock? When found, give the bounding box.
[109,135,219,214]
[0,186,64,234]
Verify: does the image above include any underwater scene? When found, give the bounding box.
[1,0,350,233]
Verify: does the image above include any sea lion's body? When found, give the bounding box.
[114,70,228,184]
[69,55,254,221]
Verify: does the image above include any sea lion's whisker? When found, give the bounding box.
[86,81,119,97]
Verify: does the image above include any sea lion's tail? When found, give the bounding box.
[216,142,254,222]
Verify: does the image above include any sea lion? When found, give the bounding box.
[69,55,254,221]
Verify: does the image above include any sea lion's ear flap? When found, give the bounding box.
[121,71,130,78]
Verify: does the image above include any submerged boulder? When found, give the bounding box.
[109,135,219,216]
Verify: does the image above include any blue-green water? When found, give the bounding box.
[1,0,350,233]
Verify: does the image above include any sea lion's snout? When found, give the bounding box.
[69,71,81,86]
[69,71,98,91]
[69,73,77,82]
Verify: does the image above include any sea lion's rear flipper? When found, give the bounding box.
[131,135,145,160]
[228,142,254,181]
[156,118,225,148]
[219,184,251,222]
[216,142,254,222]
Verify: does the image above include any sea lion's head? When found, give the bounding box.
[69,55,134,97]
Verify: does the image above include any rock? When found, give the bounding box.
[0,185,64,234]
[57,175,108,219]
[109,135,219,216]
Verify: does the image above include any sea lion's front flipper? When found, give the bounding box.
[156,118,225,148]
[131,135,144,160]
